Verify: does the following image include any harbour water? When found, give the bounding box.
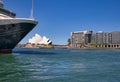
[0,48,120,82]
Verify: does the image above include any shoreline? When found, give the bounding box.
[14,47,120,50]
[16,44,120,50]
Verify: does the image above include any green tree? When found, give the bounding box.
[67,38,71,45]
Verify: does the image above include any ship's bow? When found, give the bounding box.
[0,18,38,54]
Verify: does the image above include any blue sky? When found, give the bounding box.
[3,0,120,45]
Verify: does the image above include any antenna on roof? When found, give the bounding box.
[30,0,34,18]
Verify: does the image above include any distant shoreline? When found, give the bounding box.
[69,47,120,50]
[15,46,120,51]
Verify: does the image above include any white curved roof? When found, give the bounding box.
[28,34,52,45]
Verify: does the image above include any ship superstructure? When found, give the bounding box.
[0,1,38,53]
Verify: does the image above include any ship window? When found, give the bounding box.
[12,24,15,27]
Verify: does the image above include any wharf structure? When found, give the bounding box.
[70,30,120,49]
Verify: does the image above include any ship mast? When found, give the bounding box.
[30,0,34,18]
[0,0,4,8]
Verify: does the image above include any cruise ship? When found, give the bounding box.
[0,1,38,53]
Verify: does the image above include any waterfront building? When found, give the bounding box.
[70,30,120,48]
[111,31,120,44]
[96,31,104,44]
[70,30,92,48]
[91,31,109,44]
[91,34,96,44]
[108,33,112,44]
[28,34,52,45]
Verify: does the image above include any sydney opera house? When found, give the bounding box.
[25,34,52,48]
[28,34,52,45]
